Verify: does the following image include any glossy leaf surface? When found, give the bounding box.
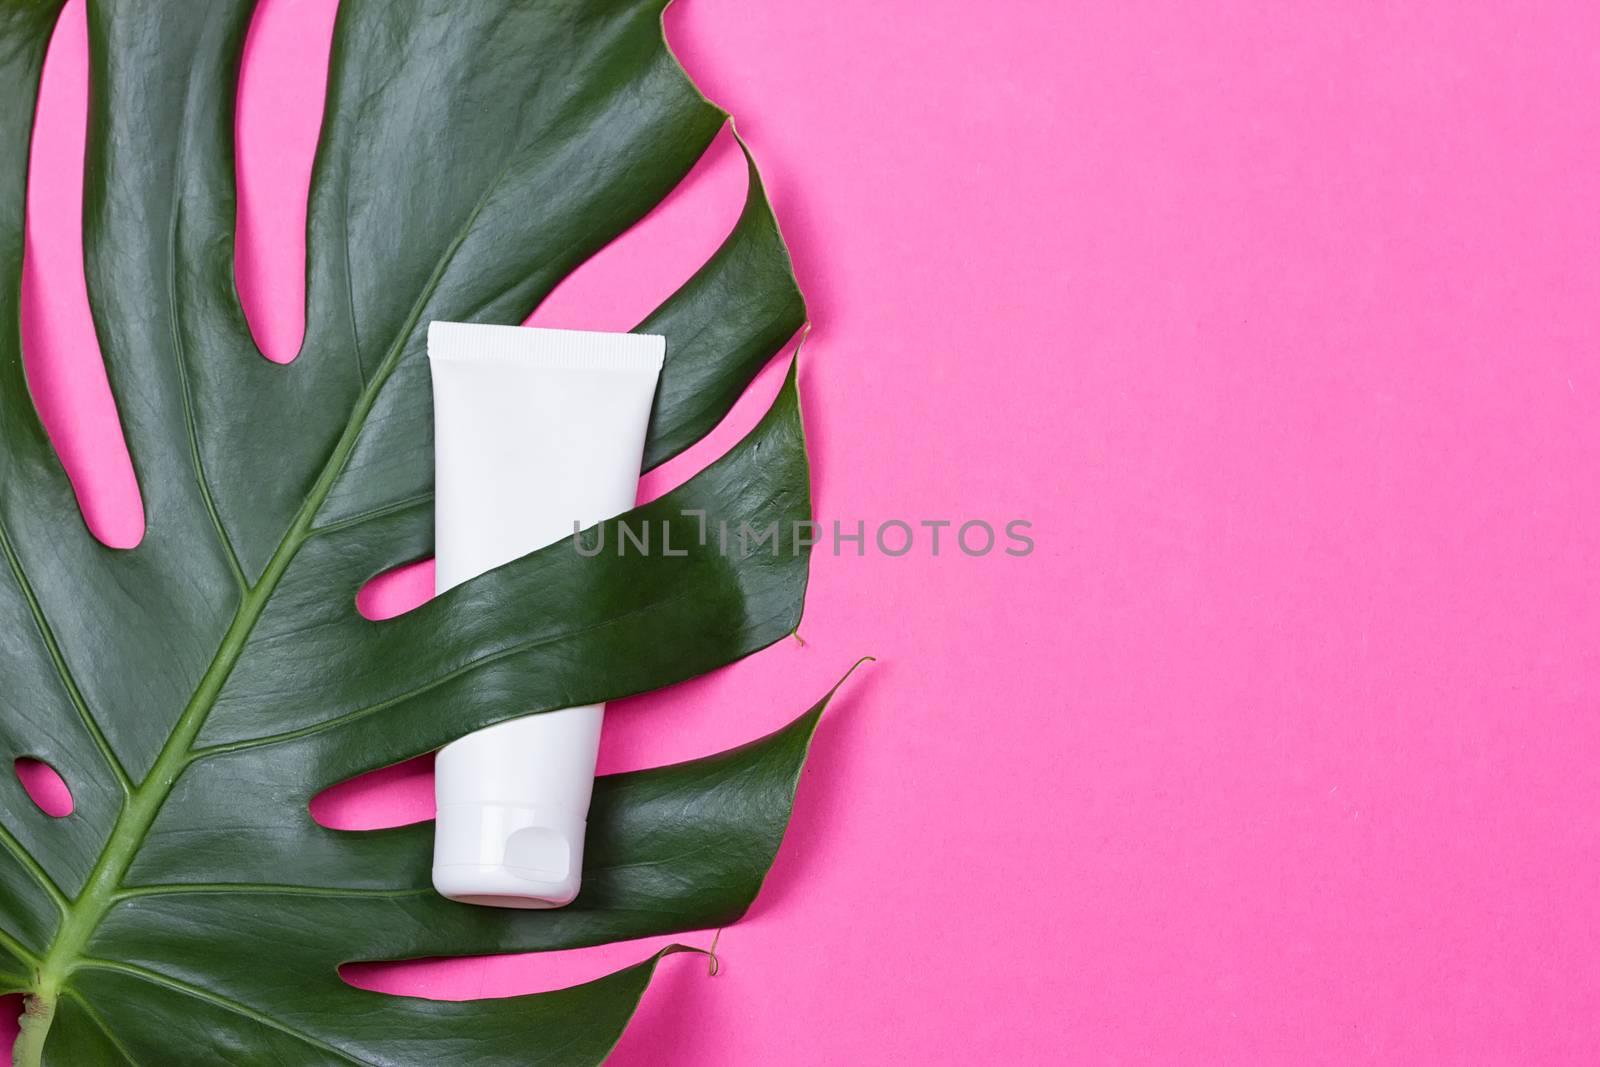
[0,1,815,1062]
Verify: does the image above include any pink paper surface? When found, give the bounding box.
[7,0,1600,1062]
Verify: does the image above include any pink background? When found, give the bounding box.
[8,0,1600,1062]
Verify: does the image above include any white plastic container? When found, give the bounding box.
[427,321,664,908]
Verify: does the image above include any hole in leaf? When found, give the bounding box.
[14,757,73,818]
[356,558,435,621]
[235,0,338,363]
[21,0,144,549]
[309,755,434,830]
[526,125,748,333]
[339,938,691,1000]
[635,350,794,505]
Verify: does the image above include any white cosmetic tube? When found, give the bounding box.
[426,322,663,908]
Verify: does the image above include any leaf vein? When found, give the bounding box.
[192,586,699,760]
[0,909,43,967]
[75,958,378,1066]
[166,175,249,593]
[0,523,133,796]
[339,174,366,385]
[308,491,432,537]
[113,883,432,902]
[62,989,145,1067]
[0,821,67,917]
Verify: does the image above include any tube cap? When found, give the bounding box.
[432,802,585,909]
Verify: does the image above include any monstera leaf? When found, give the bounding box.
[0,0,823,1063]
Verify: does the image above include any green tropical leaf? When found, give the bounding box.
[0,0,822,1062]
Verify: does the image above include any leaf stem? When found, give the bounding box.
[12,987,54,1067]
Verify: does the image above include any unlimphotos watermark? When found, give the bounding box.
[574,511,1034,559]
